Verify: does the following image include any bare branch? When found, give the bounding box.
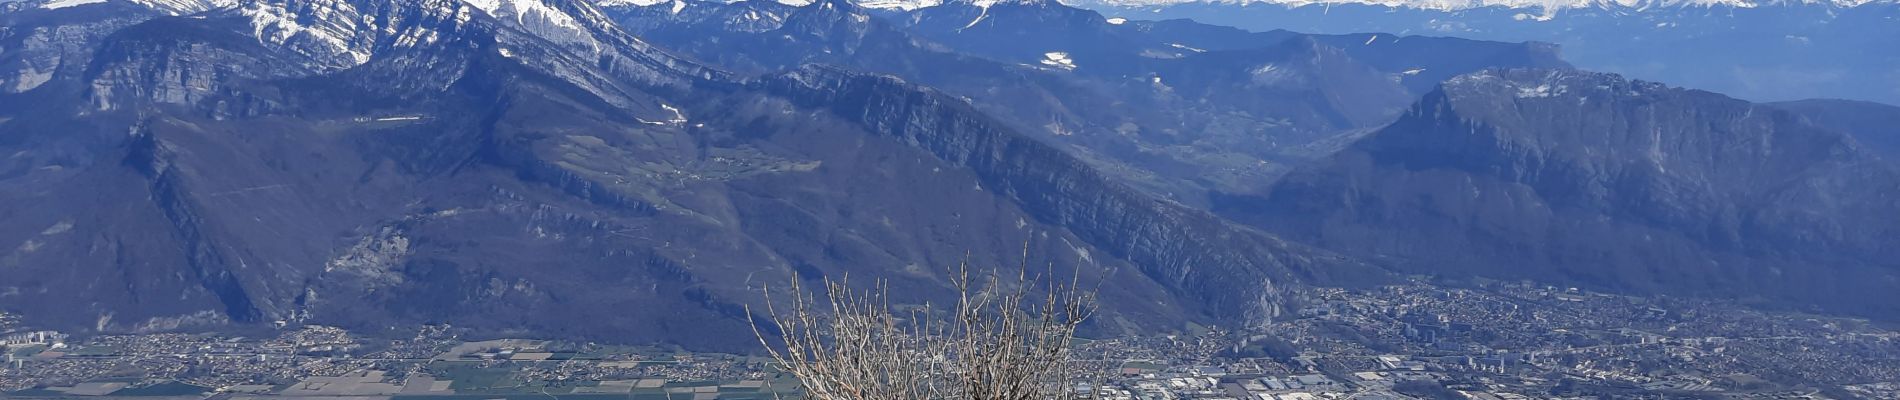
[754,259,1097,400]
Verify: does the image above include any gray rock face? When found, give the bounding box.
[85,17,323,113]
[0,2,163,95]
[1228,68,1900,318]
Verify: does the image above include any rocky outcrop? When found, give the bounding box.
[84,17,319,112]
[0,2,166,95]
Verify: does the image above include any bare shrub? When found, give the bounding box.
[751,262,1096,400]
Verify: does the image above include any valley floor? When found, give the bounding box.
[3,280,1898,399]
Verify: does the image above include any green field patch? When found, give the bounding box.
[429,362,526,391]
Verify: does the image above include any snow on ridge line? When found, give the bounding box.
[592,0,827,7]
[39,0,236,12]
[595,0,670,5]
[38,0,233,11]
[581,0,1889,9]
[852,0,943,9]
[464,0,621,57]
[1062,0,1893,10]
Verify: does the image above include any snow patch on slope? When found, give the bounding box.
[854,0,944,9]
[127,0,240,14]
[1250,63,1297,85]
[39,0,107,10]
[1062,0,1885,11]
[596,0,823,7]
[660,103,688,124]
[595,0,669,5]
[1515,83,1567,98]
[1041,51,1077,70]
[961,4,991,29]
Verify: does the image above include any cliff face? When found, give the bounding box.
[1229,68,1900,318]
[0,2,166,95]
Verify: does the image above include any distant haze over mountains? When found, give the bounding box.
[688,0,1898,10]
[1067,0,1895,10]
[1067,0,1900,106]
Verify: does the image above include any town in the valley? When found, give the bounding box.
[4,279,1898,400]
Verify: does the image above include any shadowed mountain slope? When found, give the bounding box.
[0,0,1378,347]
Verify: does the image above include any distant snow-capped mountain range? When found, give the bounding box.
[1064,0,1894,10]
[576,0,1896,11]
[32,0,1888,15]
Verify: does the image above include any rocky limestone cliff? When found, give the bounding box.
[1226,68,1900,318]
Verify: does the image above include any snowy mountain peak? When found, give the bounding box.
[956,0,1061,7]
[851,0,941,9]
[833,0,1069,10]
[132,0,240,13]
[463,0,610,54]
[593,0,670,5]
[1063,0,1892,10]
[592,0,821,8]
[203,0,621,69]
[226,0,376,70]
[33,0,622,66]
[34,0,237,13]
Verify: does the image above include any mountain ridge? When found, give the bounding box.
[1222,68,1900,319]
[600,0,1567,207]
[0,0,1384,346]
[1061,0,1894,11]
